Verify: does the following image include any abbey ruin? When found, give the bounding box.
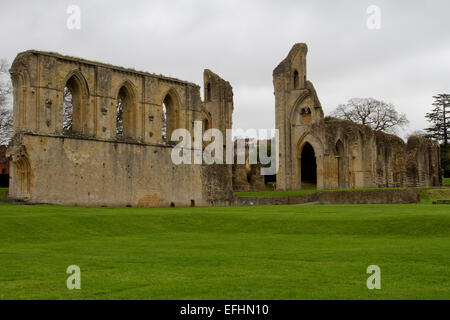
[7,51,234,207]
[7,44,442,207]
[275,44,442,190]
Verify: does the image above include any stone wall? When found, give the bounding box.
[232,163,250,192]
[9,133,203,207]
[274,44,442,191]
[236,188,421,206]
[8,50,234,207]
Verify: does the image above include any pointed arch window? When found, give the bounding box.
[206,82,212,101]
[116,84,136,139]
[63,86,73,131]
[162,101,167,141]
[63,75,83,133]
[162,93,179,142]
[336,140,345,188]
[293,70,299,89]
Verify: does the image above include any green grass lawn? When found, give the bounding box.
[444,177,450,186]
[0,188,8,199]
[419,187,450,203]
[0,199,449,300]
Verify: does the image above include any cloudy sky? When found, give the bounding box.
[1,0,449,137]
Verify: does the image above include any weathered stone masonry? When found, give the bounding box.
[274,44,442,190]
[8,50,234,206]
[7,44,442,207]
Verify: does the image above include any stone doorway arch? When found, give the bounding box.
[300,142,317,189]
[296,134,324,189]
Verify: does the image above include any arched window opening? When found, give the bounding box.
[300,107,311,124]
[116,85,135,139]
[336,140,345,188]
[206,82,212,101]
[336,140,344,157]
[162,94,178,142]
[63,75,82,133]
[202,118,209,132]
[162,102,167,141]
[301,142,317,189]
[116,95,124,136]
[293,70,299,89]
[63,86,73,131]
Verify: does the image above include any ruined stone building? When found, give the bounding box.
[7,51,234,206]
[7,44,442,207]
[231,138,267,192]
[274,44,442,190]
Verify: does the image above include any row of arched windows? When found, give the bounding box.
[62,73,177,141]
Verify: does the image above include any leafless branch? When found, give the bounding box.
[331,98,409,134]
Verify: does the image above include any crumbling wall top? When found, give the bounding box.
[273,43,308,76]
[11,50,200,88]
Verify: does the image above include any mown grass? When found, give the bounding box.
[444,177,450,186]
[0,199,449,300]
[419,187,450,203]
[0,188,8,199]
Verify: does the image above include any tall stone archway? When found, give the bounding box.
[300,142,317,188]
[295,134,324,190]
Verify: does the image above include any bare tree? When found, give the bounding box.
[331,98,409,134]
[0,59,13,145]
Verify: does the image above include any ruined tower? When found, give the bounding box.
[202,69,233,136]
[274,43,441,190]
[274,43,325,190]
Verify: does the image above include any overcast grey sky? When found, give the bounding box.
[1,0,449,136]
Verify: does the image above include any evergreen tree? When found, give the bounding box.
[425,94,450,146]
